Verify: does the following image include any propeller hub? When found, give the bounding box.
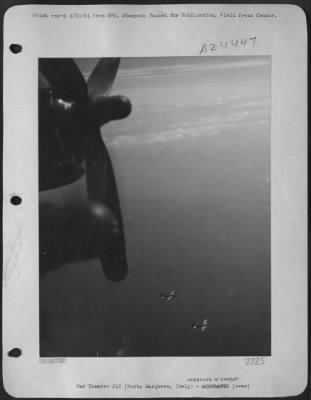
[88,95,132,126]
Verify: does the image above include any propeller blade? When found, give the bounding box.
[87,58,120,99]
[85,127,127,281]
[85,128,115,205]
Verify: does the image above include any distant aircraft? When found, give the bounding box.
[160,290,176,301]
[192,319,211,332]
[116,348,126,356]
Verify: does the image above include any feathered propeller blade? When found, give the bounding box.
[87,58,120,100]
[85,126,128,281]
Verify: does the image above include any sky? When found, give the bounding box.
[106,56,270,145]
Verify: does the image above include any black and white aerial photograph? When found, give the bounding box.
[39,56,271,358]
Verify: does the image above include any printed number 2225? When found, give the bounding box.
[245,357,265,366]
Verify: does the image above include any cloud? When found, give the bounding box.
[105,94,270,147]
[116,58,270,82]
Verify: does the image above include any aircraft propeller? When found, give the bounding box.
[39,58,132,281]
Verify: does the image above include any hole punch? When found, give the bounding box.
[8,348,22,358]
[9,44,22,54]
[10,195,22,205]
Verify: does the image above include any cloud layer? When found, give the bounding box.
[103,93,270,146]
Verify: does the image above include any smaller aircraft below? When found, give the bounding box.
[115,348,126,357]
[192,319,211,332]
[160,290,176,301]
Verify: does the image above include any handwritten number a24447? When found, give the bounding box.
[199,36,256,54]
